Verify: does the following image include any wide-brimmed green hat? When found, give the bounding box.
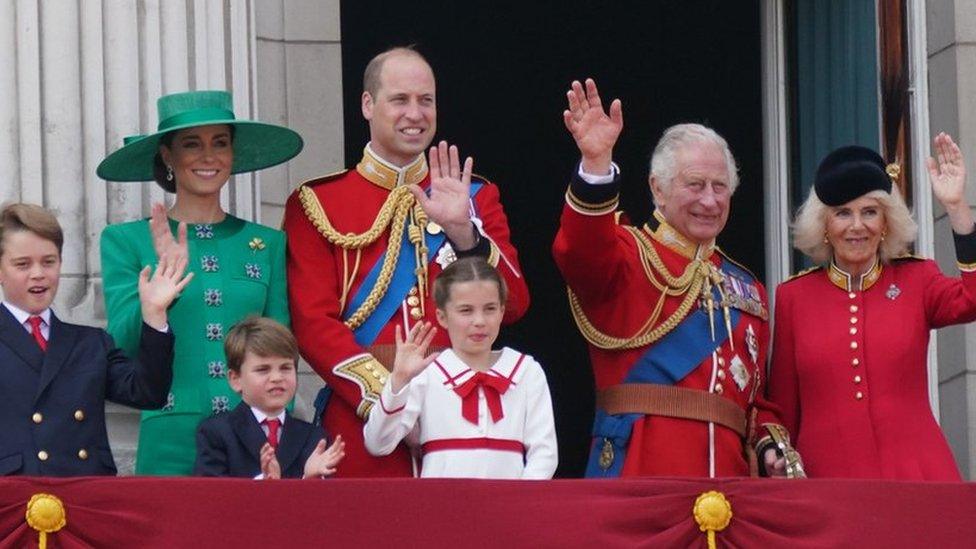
[96,90,303,182]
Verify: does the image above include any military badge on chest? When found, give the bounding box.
[721,273,768,320]
[745,323,759,364]
[729,354,750,392]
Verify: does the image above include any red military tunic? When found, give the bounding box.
[283,145,529,477]
[769,246,976,481]
[553,171,787,477]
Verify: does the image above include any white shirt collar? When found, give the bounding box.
[249,406,286,426]
[2,302,51,328]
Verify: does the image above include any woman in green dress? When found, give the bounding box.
[96,91,303,475]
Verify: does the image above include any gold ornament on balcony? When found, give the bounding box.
[26,493,66,549]
[693,490,732,549]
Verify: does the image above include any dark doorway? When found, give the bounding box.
[341,0,764,477]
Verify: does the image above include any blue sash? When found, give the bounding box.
[585,256,752,477]
[345,182,484,347]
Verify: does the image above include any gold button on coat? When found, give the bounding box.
[406,296,420,307]
[37,450,49,461]
[409,307,423,320]
[850,341,858,349]
[32,412,43,424]
[714,384,724,394]
[850,305,858,313]
[78,449,89,460]
[850,327,857,335]
[74,410,85,421]
[716,370,726,380]
[849,292,856,299]
[854,375,862,383]
[852,358,860,366]
[855,391,864,400]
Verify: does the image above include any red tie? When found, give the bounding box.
[453,372,511,426]
[28,316,46,351]
[264,418,281,449]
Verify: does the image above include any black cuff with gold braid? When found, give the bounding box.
[755,423,806,479]
[954,224,976,272]
[566,170,620,216]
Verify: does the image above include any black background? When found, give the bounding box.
[341,0,764,476]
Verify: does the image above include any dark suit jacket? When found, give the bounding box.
[0,306,174,476]
[194,402,325,478]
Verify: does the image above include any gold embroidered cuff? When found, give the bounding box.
[958,261,976,273]
[333,354,390,419]
[565,188,618,216]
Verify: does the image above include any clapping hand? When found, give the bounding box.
[260,442,281,480]
[410,141,478,250]
[390,321,439,393]
[149,203,188,266]
[303,435,346,479]
[138,251,193,330]
[563,78,623,175]
[927,132,974,234]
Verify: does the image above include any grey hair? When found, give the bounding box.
[792,187,917,264]
[649,123,740,205]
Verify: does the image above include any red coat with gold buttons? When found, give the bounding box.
[283,148,529,478]
[769,258,976,480]
[554,172,787,478]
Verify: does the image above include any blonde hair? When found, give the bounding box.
[792,187,917,264]
[224,316,299,373]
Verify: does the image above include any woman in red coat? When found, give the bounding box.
[768,134,976,480]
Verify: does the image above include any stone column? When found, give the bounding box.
[0,0,264,473]
[255,0,345,418]
[927,0,976,479]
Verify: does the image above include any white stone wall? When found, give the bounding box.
[0,0,343,474]
[927,0,976,479]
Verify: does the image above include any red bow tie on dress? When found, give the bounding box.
[453,371,512,425]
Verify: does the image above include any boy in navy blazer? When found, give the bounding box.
[0,203,192,476]
[194,317,344,479]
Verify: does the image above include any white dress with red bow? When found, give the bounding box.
[363,347,558,479]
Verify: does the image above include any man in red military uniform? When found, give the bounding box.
[283,47,529,477]
[553,79,799,478]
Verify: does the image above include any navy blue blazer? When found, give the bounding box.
[194,401,326,478]
[0,305,174,476]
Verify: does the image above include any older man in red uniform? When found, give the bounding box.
[553,79,798,478]
[283,48,529,477]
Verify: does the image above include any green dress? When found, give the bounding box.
[101,215,289,475]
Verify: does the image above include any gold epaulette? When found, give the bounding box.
[892,253,927,262]
[299,168,349,188]
[784,265,823,282]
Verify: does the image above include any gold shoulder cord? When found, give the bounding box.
[299,185,417,330]
[567,225,722,350]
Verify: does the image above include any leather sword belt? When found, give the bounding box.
[367,344,447,370]
[596,383,747,437]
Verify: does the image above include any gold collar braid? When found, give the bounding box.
[299,185,428,329]
[567,226,730,350]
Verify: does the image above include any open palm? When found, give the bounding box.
[563,78,623,168]
[927,132,967,208]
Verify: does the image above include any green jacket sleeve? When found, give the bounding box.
[101,223,150,357]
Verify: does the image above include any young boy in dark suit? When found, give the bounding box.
[0,203,191,476]
[194,317,344,479]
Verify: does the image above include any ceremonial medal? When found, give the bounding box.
[729,354,750,391]
[745,323,759,364]
[426,221,442,235]
[436,243,457,268]
[599,438,614,470]
[886,283,901,300]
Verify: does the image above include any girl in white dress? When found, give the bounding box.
[363,257,557,479]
